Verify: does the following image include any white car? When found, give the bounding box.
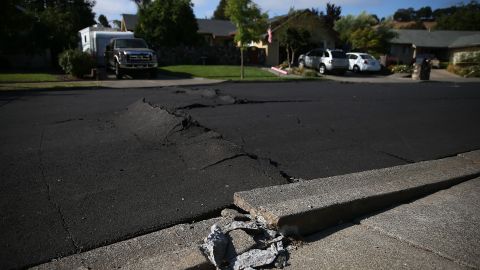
[346,53,381,73]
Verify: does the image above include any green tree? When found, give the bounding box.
[213,0,228,20]
[393,8,415,21]
[435,1,480,30]
[1,0,96,66]
[416,6,432,19]
[278,27,310,68]
[322,2,341,29]
[98,14,111,27]
[225,0,268,79]
[135,0,199,48]
[112,20,122,29]
[334,12,396,55]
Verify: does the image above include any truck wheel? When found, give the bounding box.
[115,62,123,79]
[319,64,327,75]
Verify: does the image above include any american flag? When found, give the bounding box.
[267,27,272,44]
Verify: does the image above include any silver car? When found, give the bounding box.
[298,49,349,75]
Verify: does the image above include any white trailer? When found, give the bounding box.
[78,26,134,66]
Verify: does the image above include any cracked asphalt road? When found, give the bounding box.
[1,81,480,269]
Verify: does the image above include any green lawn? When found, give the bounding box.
[0,73,60,83]
[159,65,302,81]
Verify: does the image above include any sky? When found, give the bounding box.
[93,0,460,22]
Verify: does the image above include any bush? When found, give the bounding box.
[58,49,95,78]
[447,63,480,77]
[302,69,318,77]
[389,64,412,74]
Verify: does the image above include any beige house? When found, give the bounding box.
[252,10,337,66]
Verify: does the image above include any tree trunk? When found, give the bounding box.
[291,48,296,66]
[240,47,244,80]
[286,45,291,69]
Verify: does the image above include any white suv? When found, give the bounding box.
[298,49,349,75]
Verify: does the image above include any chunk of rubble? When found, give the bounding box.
[200,224,229,267]
[228,230,257,256]
[230,242,285,270]
[223,221,260,233]
[201,211,289,270]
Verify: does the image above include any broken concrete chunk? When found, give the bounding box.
[228,230,257,256]
[230,245,279,270]
[200,224,229,267]
[223,221,260,233]
[221,209,251,222]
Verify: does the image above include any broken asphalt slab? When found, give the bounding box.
[234,150,480,236]
[0,98,286,270]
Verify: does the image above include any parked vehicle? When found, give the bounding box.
[346,52,381,73]
[298,49,349,75]
[78,26,134,66]
[104,38,158,79]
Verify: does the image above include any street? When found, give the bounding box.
[1,81,480,269]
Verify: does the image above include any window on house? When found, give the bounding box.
[84,35,87,43]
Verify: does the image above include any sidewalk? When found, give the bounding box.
[0,75,224,91]
[31,150,480,269]
[322,69,480,84]
[287,177,480,269]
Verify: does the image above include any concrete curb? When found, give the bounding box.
[234,150,480,236]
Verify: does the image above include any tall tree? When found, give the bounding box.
[393,8,415,21]
[225,0,268,79]
[322,2,341,29]
[98,14,111,27]
[278,27,310,68]
[334,12,396,55]
[435,1,480,30]
[416,6,433,19]
[1,0,96,66]
[213,0,228,20]
[135,0,199,48]
[132,0,152,10]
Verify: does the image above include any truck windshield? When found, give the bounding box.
[115,39,148,48]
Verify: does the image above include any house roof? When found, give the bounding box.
[197,19,236,37]
[122,14,138,31]
[391,29,480,48]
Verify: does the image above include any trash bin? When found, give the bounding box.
[412,63,421,80]
[412,59,431,81]
[420,59,431,80]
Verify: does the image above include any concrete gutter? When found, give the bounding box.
[234,150,480,236]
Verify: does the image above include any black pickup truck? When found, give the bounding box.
[105,38,158,79]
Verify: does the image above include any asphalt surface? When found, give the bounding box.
[1,81,480,269]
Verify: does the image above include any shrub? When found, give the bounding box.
[439,62,450,69]
[389,64,412,74]
[302,69,318,77]
[448,63,480,77]
[58,49,95,78]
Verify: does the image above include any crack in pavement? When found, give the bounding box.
[37,128,80,251]
[377,150,415,163]
[200,154,249,170]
